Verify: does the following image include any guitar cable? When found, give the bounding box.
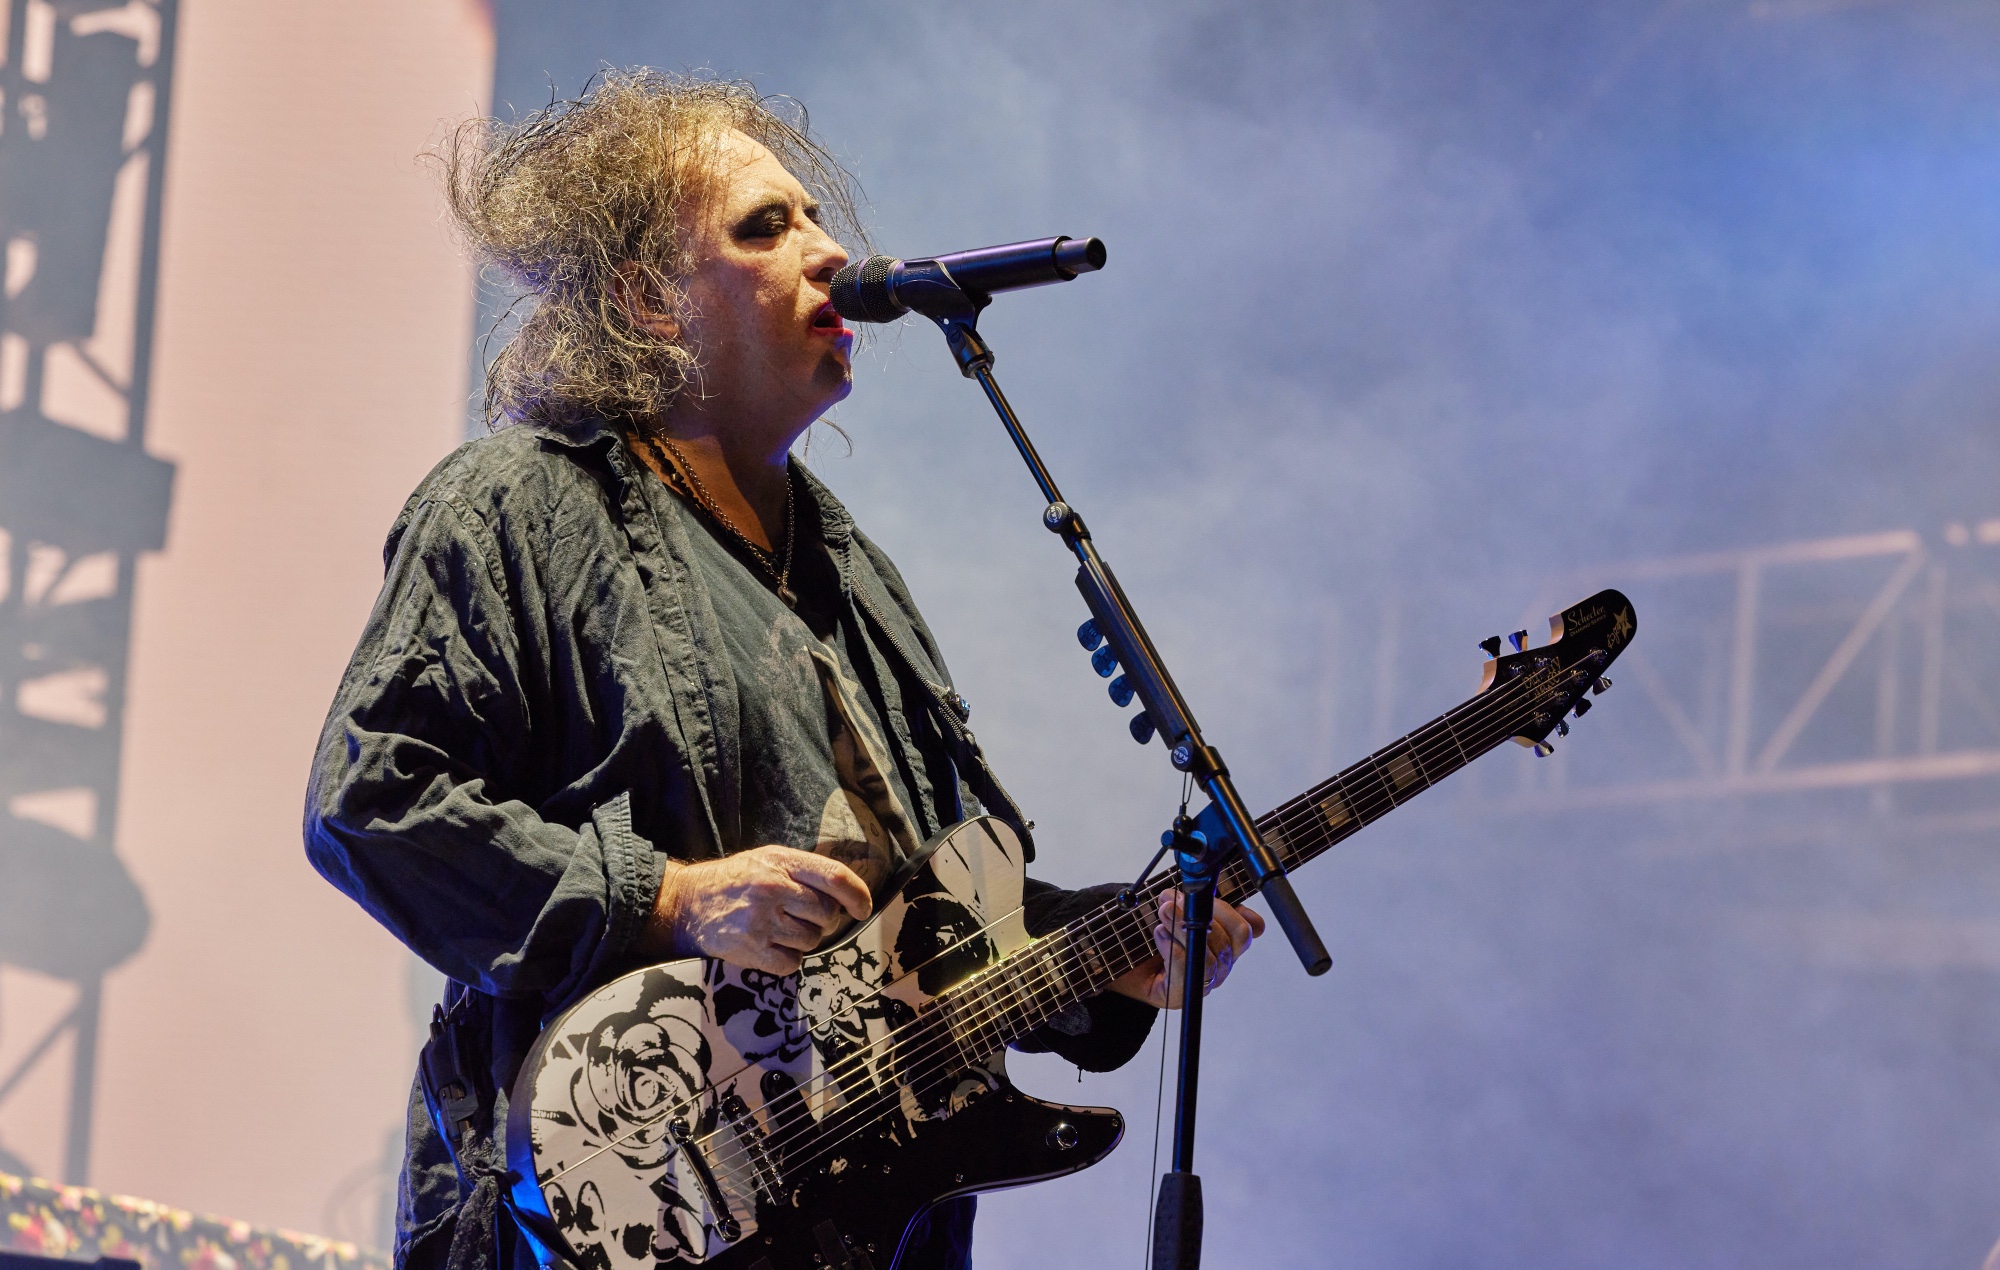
[1144,771,1194,1268]
[1144,998,1170,1269]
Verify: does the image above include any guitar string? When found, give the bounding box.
[1255,652,1589,854]
[692,897,1167,1192]
[589,664,1575,1207]
[712,684,1568,1205]
[649,816,1193,1193]
[752,676,1560,1176]
[582,874,1164,1197]
[619,912,1160,1210]
[649,664,1574,1202]
[637,667,1574,1224]
[557,662,1588,1216]
[682,663,1582,1191]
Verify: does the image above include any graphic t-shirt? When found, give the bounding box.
[679,468,926,904]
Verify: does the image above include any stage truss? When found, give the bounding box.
[1491,521,2000,831]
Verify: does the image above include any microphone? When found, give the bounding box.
[830,236,1107,324]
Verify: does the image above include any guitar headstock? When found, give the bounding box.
[1475,588,1637,755]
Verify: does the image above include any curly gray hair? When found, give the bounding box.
[437,70,865,433]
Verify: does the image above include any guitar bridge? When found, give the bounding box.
[668,1117,741,1243]
[720,1091,786,1205]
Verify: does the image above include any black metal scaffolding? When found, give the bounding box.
[0,0,177,1185]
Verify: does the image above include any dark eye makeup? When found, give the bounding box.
[733,199,794,241]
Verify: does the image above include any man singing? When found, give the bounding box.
[305,71,1260,1270]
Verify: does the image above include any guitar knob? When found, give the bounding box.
[1571,696,1593,717]
[1532,739,1554,757]
[1556,719,1570,737]
[1077,619,1103,650]
[1108,674,1135,707]
[1508,630,1528,652]
[1091,645,1118,678]
[1593,677,1612,695]
[1479,635,1503,659]
[1129,713,1156,744]
[1047,1122,1080,1151]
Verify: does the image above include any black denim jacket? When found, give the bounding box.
[303,419,1154,1269]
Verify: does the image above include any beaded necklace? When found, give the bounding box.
[642,431,798,608]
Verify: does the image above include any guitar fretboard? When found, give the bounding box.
[929,660,1584,1065]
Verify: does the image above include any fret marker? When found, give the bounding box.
[1317,793,1352,829]
[1388,752,1422,790]
[1078,934,1104,978]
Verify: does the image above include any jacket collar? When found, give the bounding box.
[792,463,855,547]
[528,414,623,453]
[536,416,859,548]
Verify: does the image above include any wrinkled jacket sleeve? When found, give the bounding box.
[1013,878,1159,1071]
[303,490,664,1004]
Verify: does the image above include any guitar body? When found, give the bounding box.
[507,816,1124,1270]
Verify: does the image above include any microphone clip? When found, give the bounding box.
[936,314,996,378]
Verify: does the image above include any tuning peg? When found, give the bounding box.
[1556,719,1570,737]
[1479,635,1503,658]
[1531,739,1554,757]
[1109,674,1135,707]
[1091,645,1118,678]
[1571,696,1593,717]
[1508,630,1528,652]
[1593,677,1612,695]
[1077,619,1103,651]
[1129,713,1156,744]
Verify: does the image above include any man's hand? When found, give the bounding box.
[645,846,873,975]
[1109,891,1265,1009]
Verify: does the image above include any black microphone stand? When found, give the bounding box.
[915,294,1333,1270]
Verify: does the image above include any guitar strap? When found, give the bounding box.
[852,588,1036,860]
[417,982,519,1270]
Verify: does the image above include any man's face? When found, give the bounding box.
[675,129,853,443]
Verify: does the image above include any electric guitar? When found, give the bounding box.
[507,589,1637,1269]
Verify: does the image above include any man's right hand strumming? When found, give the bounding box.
[647,845,873,974]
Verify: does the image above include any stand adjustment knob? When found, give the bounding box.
[1108,673,1135,707]
[1129,713,1156,744]
[1091,645,1118,678]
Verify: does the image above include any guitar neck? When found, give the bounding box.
[936,670,1567,1056]
[1212,663,1558,904]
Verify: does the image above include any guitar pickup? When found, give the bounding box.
[668,1117,742,1243]
[720,1090,785,1205]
